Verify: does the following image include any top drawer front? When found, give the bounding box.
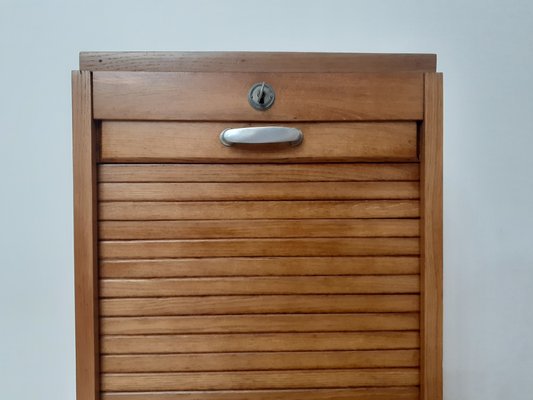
[92,72,423,121]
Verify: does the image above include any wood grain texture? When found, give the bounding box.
[99,219,419,240]
[101,349,420,372]
[93,72,423,121]
[101,387,420,400]
[99,200,420,220]
[100,257,420,278]
[420,73,443,400]
[81,51,436,73]
[72,71,99,400]
[100,295,420,316]
[100,275,420,297]
[100,122,418,163]
[75,53,442,398]
[98,163,420,182]
[101,332,420,354]
[101,369,419,391]
[99,181,419,201]
[99,238,420,259]
[101,313,419,335]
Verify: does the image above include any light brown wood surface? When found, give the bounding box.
[99,219,419,240]
[101,369,419,391]
[99,181,419,201]
[420,73,443,400]
[72,71,99,400]
[81,51,436,73]
[101,349,420,372]
[93,72,423,121]
[100,275,419,297]
[99,163,420,182]
[100,257,420,278]
[100,294,421,316]
[100,313,419,335]
[99,200,420,220]
[101,332,419,354]
[100,238,420,258]
[100,387,420,400]
[100,122,418,163]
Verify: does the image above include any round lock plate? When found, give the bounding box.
[248,82,275,111]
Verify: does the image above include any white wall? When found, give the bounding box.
[1,0,532,399]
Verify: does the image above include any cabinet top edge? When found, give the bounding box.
[79,51,437,73]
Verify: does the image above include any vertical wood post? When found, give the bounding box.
[420,72,443,400]
[72,71,99,400]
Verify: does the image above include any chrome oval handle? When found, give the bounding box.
[220,127,303,147]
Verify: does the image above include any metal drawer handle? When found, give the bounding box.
[220,127,303,147]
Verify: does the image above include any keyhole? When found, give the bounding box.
[248,82,275,111]
[257,82,266,104]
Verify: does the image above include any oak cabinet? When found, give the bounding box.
[73,52,442,400]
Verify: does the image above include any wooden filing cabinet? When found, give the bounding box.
[72,52,442,400]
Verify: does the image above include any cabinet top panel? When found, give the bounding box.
[80,51,436,73]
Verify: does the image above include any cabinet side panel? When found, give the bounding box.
[420,73,443,400]
[72,71,99,400]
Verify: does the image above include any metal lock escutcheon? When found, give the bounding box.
[248,82,275,111]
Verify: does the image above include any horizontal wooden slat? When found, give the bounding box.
[102,332,419,354]
[99,181,419,202]
[93,72,423,121]
[101,386,420,400]
[100,295,420,316]
[99,200,420,221]
[81,51,436,73]
[101,313,419,335]
[100,257,420,278]
[101,368,419,391]
[99,219,419,240]
[100,275,419,297]
[98,163,420,183]
[101,349,420,372]
[100,238,419,259]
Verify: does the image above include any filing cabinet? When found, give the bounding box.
[73,52,442,400]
